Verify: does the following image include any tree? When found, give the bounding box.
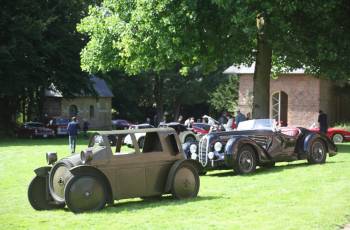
[0,0,93,133]
[79,0,350,120]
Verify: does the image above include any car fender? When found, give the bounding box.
[69,165,113,204]
[303,132,337,156]
[224,137,267,166]
[34,166,52,178]
[164,159,200,193]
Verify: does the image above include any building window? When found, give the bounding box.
[89,105,94,119]
[69,105,78,117]
[271,91,288,126]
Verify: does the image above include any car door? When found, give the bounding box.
[269,131,298,161]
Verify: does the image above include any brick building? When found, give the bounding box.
[43,76,113,129]
[224,64,350,127]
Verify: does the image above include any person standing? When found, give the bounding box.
[67,117,79,153]
[235,110,246,126]
[318,110,328,134]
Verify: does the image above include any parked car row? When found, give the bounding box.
[28,118,338,213]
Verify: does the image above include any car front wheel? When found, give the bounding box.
[307,139,327,164]
[64,175,107,213]
[28,176,64,210]
[332,133,344,143]
[234,145,257,175]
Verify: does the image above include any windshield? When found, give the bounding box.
[237,119,277,131]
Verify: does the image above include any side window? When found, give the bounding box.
[166,134,180,155]
[113,134,136,155]
[142,132,163,153]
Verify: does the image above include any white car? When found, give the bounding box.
[123,124,154,148]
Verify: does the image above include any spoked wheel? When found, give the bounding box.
[307,140,327,164]
[234,145,257,174]
[28,176,65,210]
[64,175,107,213]
[171,163,200,199]
[332,134,344,143]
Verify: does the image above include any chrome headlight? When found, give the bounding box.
[214,142,223,152]
[208,152,214,160]
[191,153,198,160]
[190,144,197,154]
[46,152,57,165]
[80,149,93,164]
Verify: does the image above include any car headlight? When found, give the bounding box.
[190,144,197,154]
[80,149,93,164]
[208,152,214,160]
[214,142,223,152]
[191,153,198,160]
[46,152,57,165]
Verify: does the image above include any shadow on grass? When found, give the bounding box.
[336,143,350,154]
[62,195,219,214]
[207,161,345,178]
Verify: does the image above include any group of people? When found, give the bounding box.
[178,109,250,132]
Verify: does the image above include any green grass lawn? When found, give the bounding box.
[1,137,350,229]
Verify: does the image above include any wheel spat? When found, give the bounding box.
[64,175,106,213]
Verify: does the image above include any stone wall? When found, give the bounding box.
[238,74,332,127]
[60,97,112,129]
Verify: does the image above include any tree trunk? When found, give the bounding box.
[252,14,272,119]
[154,74,164,125]
[173,100,181,121]
[0,96,19,135]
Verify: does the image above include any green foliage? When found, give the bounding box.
[209,75,239,112]
[1,138,350,229]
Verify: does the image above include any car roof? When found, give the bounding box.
[97,127,176,135]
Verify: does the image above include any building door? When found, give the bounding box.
[271,91,288,126]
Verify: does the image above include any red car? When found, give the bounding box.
[310,127,350,143]
[16,122,55,138]
[192,123,211,135]
[47,117,70,135]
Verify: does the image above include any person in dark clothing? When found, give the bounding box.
[218,112,228,125]
[83,119,89,139]
[318,110,328,134]
[67,117,79,153]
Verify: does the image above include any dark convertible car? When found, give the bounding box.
[184,119,337,174]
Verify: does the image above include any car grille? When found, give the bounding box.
[198,136,209,167]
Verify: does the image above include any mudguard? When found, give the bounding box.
[69,165,113,204]
[164,159,200,193]
[34,166,52,178]
[302,132,337,157]
[224,136,268,166]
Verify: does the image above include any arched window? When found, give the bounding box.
[69,105,78,117]
[89,105,94,119]
[271,91,288,126]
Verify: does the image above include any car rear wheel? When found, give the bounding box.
[64,175,107,213]
[234,145,257,174]
[332,133,344,143]
[171,163,200,199]
[28,176,65,210]
[307,139,327,164]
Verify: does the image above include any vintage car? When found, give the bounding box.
[111,119,130,130]
[16,122,55,138]
[158,122,198,143]
[47,117,70,135]
[123,123,155,148]
[309,127,350,143]
[184,119,337,175]
[28,128,200,213]
[192,123,211,135]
